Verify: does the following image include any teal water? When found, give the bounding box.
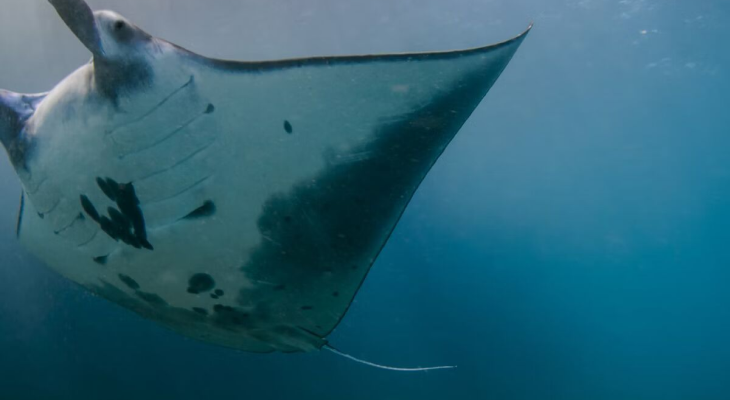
[1,0,729,399]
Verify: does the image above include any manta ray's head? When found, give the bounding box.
[0,1,181,173]
[50,0,153,60]
[50,0,160,99]
[93,10,153,60]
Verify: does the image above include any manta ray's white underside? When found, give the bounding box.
[9,2,530,353]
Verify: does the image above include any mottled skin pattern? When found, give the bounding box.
[0,0,530,353]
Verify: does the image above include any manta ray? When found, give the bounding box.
[0,0,529,365]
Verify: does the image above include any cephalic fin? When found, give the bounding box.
[0,90,47,166]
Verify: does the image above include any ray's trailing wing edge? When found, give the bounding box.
[1,0,532,355]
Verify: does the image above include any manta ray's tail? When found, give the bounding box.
[323,345,456,372]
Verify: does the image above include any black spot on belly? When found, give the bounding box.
[93,255,109,265]
[80,195,100,222]
[204,103,215,114]
[332,291,339,297]
[183,200,216,220]
[213,304,230,312]
[210,293,219,299]
[98,216,119,241]
[107,207,130,229]
[118,274,140,290]
[83,179,153,250]
[136,291,168,306]
[212,304,250,327]
[273,284,286,291]
[283,120,293,134]
[187,273,215,294]
[214,289,224,296]
[96,177,117,201]
[113,181,152,250]
[300,306,313,311]
[192,307,208,316]
[107,207,142,248]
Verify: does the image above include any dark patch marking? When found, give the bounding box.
[210,293,219,299]
[238,60,513,337]
[283,120,293,134]
[187,273,215,294]
[93,255,109,265]
[212,304,251,327]
[118,274,140,290]
[300,306,313,311]
[205,103,215,114]
[332,291,339,297]
[80,195,100,222]
[98,216,119,241]
[94,58,153,104]
[273,285,286,291]
[213,304,230,312]
[136,291,168,306]
[87,280,324,353]
[108,207,130,229]
[82,180,152,250]
[96,177,116,201]
[192,307,208,316]
[112,180,152,250]
[106,206,142,248]
[182,200,216,220]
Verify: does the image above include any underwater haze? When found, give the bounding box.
[1,0,729,399]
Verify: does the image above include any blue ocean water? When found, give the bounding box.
[1,0,729,399]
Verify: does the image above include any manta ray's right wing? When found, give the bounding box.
[167,25,533,350]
